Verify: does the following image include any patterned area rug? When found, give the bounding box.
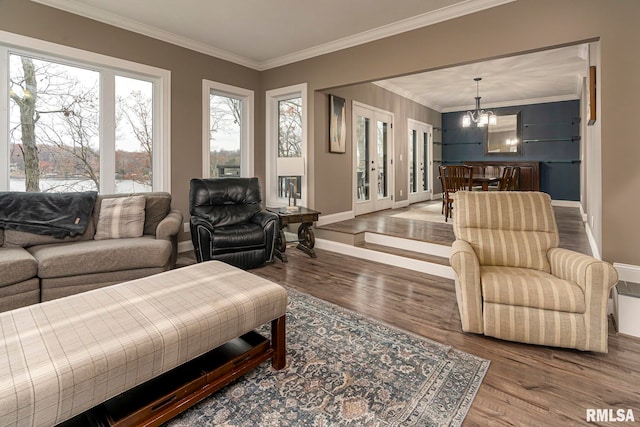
[167,289,489,426]
[391,202,450,225]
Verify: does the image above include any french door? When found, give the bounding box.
[353,103,394,216]
[408,119,433,204]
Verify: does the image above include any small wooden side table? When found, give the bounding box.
[266,206,321,262]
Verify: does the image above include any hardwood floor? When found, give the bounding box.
[178,204,639,425]
[250,249,639,426]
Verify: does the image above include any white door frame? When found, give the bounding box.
[352,101,394,216]
[407,119,433,204]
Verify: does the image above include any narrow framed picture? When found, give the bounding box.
[329,95,346,153]
[587,66,596,126]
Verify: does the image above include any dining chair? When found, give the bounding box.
[439,165,473,222]
[496,166,513,191]
[509,166,521,190]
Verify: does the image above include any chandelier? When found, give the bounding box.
[462,77,497,127]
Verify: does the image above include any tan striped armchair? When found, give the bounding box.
[450,191,617,353]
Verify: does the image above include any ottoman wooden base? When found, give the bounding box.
[60,319,285,427]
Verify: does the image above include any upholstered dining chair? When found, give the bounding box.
[439,165,473,222]
[189,177,279,269]
[449,191,618,352]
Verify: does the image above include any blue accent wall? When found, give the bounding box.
[442,100,580,200]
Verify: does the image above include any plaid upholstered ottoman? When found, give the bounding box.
[0,261,287,427]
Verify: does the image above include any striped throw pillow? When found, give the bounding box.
[94,196,146,240]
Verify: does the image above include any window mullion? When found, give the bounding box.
[101,70,116,194]
[0,46,9,190]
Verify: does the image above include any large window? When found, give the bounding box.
[265,84,307,207]
[1,31,170,193]
[202,80,254,178]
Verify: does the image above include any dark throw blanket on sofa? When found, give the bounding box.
[0,191,98,238]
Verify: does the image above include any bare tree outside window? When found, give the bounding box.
[209,94,241,177]
[116,76,153,192]
[9,55,100,192]
[277,97,303,198]
[9,54,156,193]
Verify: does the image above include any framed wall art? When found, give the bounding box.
[329,95,346,153]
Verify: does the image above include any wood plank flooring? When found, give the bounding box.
[178,204,639,425]
[250,249,639,426]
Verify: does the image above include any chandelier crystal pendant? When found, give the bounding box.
[462,78,497,128]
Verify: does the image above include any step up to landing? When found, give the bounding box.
[314,229,454,280]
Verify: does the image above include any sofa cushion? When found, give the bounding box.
[94,192,171,236]
[3,220,95,248]
[94,195,146,240]
[28,237,172,278]
[0,247,38,287]
[481,266,585,313]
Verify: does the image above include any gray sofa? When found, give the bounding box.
[0,192,182,312]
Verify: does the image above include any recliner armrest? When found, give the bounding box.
[250,210,279,230]
[547,247,618,294]
[450,239,483,334]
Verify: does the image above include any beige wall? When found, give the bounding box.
[0,0,263,244]
[2,0,640,265]
[313,83,440,215]
[263,0,640,265]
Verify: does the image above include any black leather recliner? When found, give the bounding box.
[189,177,279,269]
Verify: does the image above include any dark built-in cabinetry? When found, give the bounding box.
[464,161,540,191]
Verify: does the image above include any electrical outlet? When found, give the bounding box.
[183,222,190,233]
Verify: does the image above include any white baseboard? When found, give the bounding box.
[178,240,194,253]
[613,262,640,283]
[584,222,601,261]
[316,210,354,227]
[315,238,455,279]
[393,199,410,209]
[551,199,582,208]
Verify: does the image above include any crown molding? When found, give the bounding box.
[258,0,517,70]
[30,0,262,69]
[442,94,580,112]
[31,0,515,71]
[373,81,443,111]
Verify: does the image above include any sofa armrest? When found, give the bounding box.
[156,209,183,240]
[450,239,483,334]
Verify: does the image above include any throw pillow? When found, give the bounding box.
[94,195,146,240]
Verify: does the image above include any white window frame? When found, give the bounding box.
[0,30,171,192]
[265,83,308,207]
[202,80,254,178]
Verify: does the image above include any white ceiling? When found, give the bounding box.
[32,0,588,110]
[375,44,589,112]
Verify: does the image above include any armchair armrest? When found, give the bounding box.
[450,239,483,333]
[548,247,618,352]
[156,209,183,241]
[548,247,618,294]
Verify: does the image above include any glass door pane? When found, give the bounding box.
[422,131,429,191]
[356,116,370,201]
[377,120,388,198]
[410,129,417,194]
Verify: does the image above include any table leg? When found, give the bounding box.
[482,182,489,191]
[296,222,316,258]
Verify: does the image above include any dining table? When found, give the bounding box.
[472,176,501,191]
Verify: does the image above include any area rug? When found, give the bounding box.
[391,202,450,225]
[166,289,489,426]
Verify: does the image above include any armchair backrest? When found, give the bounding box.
[453,191,559,272]
[189,177,263,227]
